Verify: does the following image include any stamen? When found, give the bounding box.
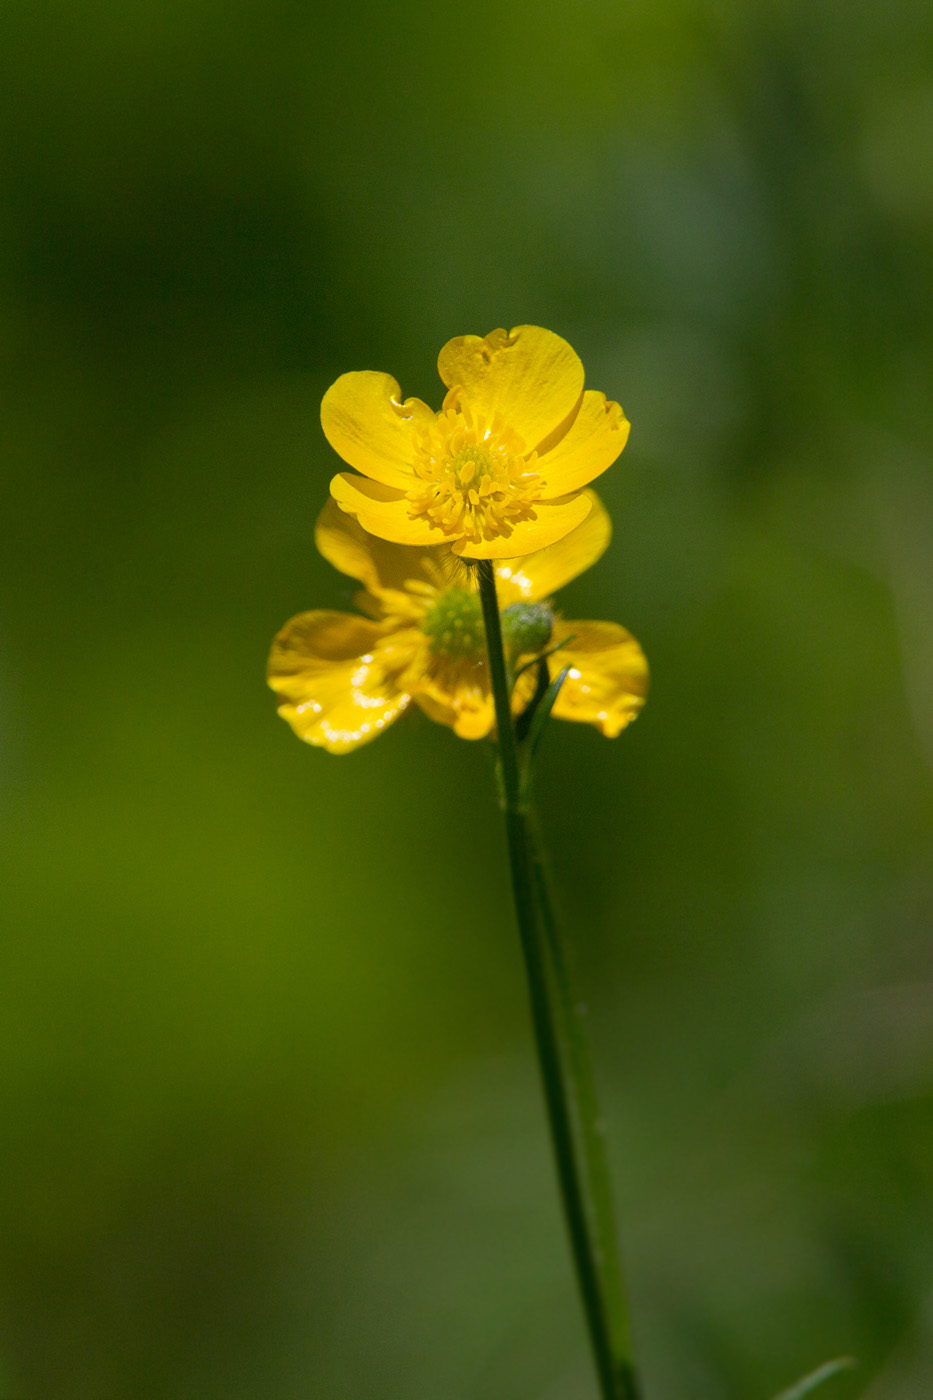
[407,410,544,544]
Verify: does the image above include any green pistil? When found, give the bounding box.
[423,591,554,664]
[451,446,493,483]
[422,588,486,660]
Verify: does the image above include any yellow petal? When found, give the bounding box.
[548,620,649,737]
[437,326,585,453]
[415,689,495,740]
[315,498,461,605]
[537,392,630,499]
[413,657,538,740]
[267,610,412,753]
[321,371,434,490]
[412,655,495,739]
[494,490,611,602]
[330,472,453,547]
[451,492,592,560]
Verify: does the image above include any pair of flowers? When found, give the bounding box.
[268,325,648,753]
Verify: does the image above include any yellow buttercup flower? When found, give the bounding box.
[268,492,648,754]
[324,325,630,560]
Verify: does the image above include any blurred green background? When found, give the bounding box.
[2,0,933,1397]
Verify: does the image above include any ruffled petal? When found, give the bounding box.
[494,491,611,603]
[267,610,414,753]
[321,371,434,489]
[330,472,453,547]
[437,326,585,453]
[537,392,630,499]
[548,620,648,737]
[451,493,592,560]
[315,498,462,608]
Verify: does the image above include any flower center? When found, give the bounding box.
[407,407,543,544]
[421,587,486,660]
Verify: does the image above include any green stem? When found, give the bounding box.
[526,808,640,1400]
[476,561,641,1400]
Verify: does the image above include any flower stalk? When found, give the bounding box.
[476,560,641,1400]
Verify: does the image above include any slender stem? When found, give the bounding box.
[526,808,640,1400]
[476,560,641,1400]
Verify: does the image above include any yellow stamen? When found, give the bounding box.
[406,409,545,545]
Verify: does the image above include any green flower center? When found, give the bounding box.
[451,445,495,479]
[501,602,553,657]
[421,591,554,663]
[421,588,486,660]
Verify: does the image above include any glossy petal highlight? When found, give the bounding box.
[321,372,433,490]
[548,621,649,737]
[495,491,611,603]
[437,326,585,453]
[267,610,412,753]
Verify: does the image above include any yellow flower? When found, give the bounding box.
[268,493,648,754]
[324,325,630,560]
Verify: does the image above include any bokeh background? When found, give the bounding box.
[3,1,933,1397]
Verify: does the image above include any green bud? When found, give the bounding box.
[500,602,553,658]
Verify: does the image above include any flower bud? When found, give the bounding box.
[501,602,553,658]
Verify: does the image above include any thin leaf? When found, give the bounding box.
[513,632,576,682]
[772,1357,856,1400]
[514,655,552,745]
[518,665,571,806]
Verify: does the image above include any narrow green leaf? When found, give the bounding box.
[514,655,552,745]
[772,1357,856,1400]
[518,664,571,805]
[513,632,575,682]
